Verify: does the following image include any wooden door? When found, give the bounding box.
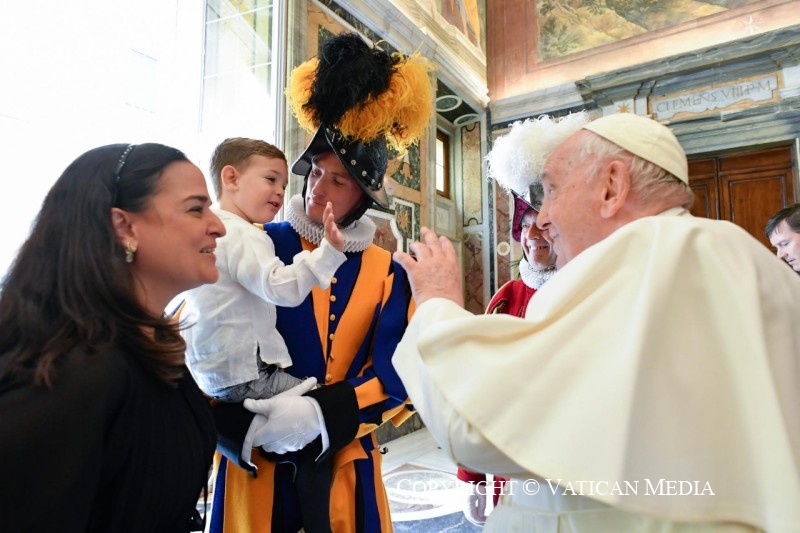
[688,146,797,250]
[688,158,718,220]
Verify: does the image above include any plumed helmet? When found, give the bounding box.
[291,124,390,210]
[510,189,541,242]
[287,32,434,221]
[486,112,591,242]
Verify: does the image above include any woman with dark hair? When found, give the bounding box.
[0,143,225,531]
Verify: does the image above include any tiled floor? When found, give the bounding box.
[381,428,484,532]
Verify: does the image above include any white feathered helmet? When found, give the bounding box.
[486,112,591,241]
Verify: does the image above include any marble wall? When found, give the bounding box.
[459,120,488,312]
[462,231,485,315]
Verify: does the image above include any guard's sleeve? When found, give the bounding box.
[210,400,257,476]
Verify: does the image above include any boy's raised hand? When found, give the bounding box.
[323,202,345,252]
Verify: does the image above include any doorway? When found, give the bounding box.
[688,145,797,250]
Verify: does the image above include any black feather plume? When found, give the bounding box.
[304,33,397,128]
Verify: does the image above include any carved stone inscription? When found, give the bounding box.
[650,75,778,120]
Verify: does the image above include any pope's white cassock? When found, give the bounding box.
[392,208,800,532]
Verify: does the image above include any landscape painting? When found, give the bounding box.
[538,0,764,60]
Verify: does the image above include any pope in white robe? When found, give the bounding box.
[391,113,800,533]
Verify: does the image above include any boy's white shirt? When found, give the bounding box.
[181,208,345,393]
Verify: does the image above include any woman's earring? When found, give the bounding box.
[125,242,137,263]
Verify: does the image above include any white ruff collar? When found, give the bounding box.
[285,195,376,253]
[520,257,557,290]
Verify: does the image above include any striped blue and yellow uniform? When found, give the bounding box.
[210,221,415,533]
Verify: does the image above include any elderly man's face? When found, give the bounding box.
[769,219,800,271]
[536,132,606,268]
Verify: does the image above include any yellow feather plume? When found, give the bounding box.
[286,52,435,155]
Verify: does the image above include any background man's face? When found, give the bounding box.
[520,209,557,269]
[769,219,800,271]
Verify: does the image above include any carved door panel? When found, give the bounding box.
[688,146,796,250]
[688,158,718,220]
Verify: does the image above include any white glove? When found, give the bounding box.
[241,377,328,464]
[462,481,488,526]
